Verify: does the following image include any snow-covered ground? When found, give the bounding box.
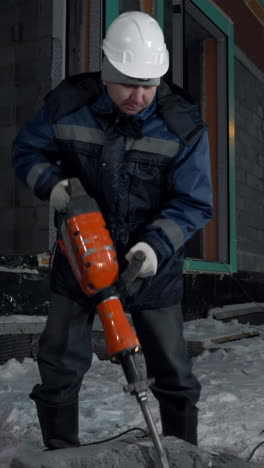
[0,315,264,467]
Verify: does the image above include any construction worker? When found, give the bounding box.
[12,11,213,449]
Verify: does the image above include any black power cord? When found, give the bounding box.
[44,423,264,462]
[43,427,149,452]
[247,437,264,462]
[79,426,148,447]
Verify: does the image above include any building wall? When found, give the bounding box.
[235,51,264,272]
[0,0,53,255]
[212,0,264,272]
[214,0,264,71]
[1,1,264,319]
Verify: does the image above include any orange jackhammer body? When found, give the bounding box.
[58,178,170,468]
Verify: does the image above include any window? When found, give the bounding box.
[184,2,229,264]
[164,0,236,272]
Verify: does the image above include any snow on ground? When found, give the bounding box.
[0,316,264,467]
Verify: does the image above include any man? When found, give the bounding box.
[12,11,213,449]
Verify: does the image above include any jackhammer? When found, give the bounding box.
[58,178,170,468]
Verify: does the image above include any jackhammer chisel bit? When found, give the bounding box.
[122,354,170,468]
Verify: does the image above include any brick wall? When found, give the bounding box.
[214,0,264,72]
[0,0,53,255]
[235,56,264,272]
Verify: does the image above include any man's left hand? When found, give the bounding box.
[125,242,158,278]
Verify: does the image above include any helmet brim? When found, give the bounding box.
[108,55,169,80]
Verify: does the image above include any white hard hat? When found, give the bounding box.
[102,11,169,79]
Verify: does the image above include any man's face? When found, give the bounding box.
[103,81,157,115]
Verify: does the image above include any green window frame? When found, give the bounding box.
[184,0,237,274]
[104,0,237,274]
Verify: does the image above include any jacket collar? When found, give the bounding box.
[45,72,206,145]
[91,82,157,122]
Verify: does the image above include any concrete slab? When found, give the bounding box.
[10,435,252,468]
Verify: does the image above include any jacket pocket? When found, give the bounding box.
[127,159,167,223]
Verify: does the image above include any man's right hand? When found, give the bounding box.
[50,180,70,212]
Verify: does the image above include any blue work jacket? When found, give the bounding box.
[12,73,213,309]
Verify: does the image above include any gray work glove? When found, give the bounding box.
[49,179,70,212]
[125,242,158,278]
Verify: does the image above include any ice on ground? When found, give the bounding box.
[0,316,263,466]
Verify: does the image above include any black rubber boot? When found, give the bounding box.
[35,398,80,450]
[160,403,198,446]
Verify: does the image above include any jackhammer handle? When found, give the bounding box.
[121,250,146,287]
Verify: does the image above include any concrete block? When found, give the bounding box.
[252,113,262,130]
[236,129,251,148]
[38,0,53,18]
[37,16,53,38]
[18,4,39,27]
[0,123,17,144]
[0,24,13,44]
[0,104,16,125]
[16,103,39,124]
[239,106,251,122]
[236,197,245,211]
[257,229,264,241]
[257,129,263,141]
[0,2,18,19]
[31,229,49,253]
[246,173,263,191]
[38,37,53,59]
[11,17,51,43]
[234,151,246,170]
[35,54,52,80]
[10,436,253,468]
[248,226,259,241]
[15,62,37,83]
[0,263,48,302]
[0,175,14,208]
[0,315,46,336]
[15,82,43,106]
[238,250,264,273]
[239,184,258,201]
[244,198,262,215]
[0,205,48,255]
[0,64,15,84]
[35,205,49,229]
[0,46,15,66]
[258,205,264,217]
[247,121,259,138]
[236,167,246,183]
[251,163,263,179]
[13,207,36,228]
[257,153,264,167]
[0,86,16,105]
[239,237,264,255]
[235,114,246,132]
[17,184,36,207]
[15,43,39,64]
